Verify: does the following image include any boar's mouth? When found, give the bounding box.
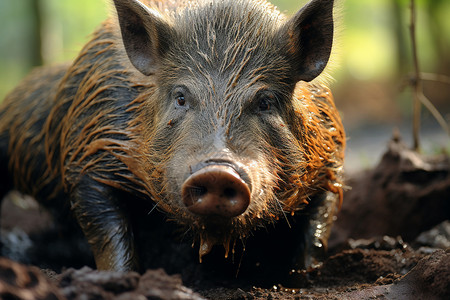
[195,218,240,262]
[185,205,250,262]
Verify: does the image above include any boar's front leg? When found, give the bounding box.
[297,191,339,269]
[70,176,137,271]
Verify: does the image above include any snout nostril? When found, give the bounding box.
[189,186,207,197]
[184,186,208,207]
[223,187,237,199]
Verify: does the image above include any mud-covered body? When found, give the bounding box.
[0,0,345,273]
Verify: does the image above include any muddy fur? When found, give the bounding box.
[0,0,344,272]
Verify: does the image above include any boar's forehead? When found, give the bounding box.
[162,0,292,92]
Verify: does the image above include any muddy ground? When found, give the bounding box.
[0,135,449,299]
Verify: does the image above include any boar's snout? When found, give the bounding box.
[182,164,251,218]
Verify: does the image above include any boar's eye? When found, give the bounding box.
[258,97,271,112]
[175,94,186,107]
[257,91,277,113]
[172,86,190,109]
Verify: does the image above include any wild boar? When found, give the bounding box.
[0,0,345,272]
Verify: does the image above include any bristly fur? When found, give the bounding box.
[0,0,345,270]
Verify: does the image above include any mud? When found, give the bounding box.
[0,135,449,299]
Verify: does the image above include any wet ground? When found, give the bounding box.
[0,135,449,299]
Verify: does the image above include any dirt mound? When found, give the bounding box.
[0,135,449,299]
[332,134,450,245]
[0,245,447,299]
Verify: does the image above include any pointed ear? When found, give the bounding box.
[280,0,335,82]
[113,0,173,75]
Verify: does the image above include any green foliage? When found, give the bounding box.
[39,0,107,62]
[0,1,39,100]
[0,0,106,101]
[0,0,449,103]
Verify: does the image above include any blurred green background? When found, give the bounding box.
[0,0,449,170]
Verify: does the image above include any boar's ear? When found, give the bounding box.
[113,0,172,75]
[280,0,334,82]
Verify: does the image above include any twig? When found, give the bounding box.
[420,72,450,85]
[408,1,450,149]
[418,92,450,137]
[409,0,421,151]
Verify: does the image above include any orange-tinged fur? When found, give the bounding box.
[0,0,344,272]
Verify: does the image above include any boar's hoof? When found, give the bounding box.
[182,165,250,217]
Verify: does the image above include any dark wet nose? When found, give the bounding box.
[182,165,251,217]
